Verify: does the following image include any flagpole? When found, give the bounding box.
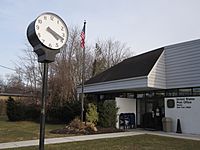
[81,20,86,123]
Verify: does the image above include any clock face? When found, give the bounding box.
[35,13,68,50]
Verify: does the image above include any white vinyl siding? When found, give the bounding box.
[165,39,200,89]
[148,51,166,89]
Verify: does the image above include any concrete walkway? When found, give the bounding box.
[0,131,144,149]
[0,130,200,149]
[143,130,200,141]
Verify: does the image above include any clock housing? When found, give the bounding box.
[27,12,68,62]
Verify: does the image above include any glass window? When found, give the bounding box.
[179,88,192,96]
[166,89,178,97]
[127,93,135,98]
[155,91,165,97]
[145,91,155,98]
[193,87,200,96]
[137,93,145,98]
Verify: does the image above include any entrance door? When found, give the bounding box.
[139,98,164,130]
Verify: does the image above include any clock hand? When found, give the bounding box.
[46,27,64,42]
[46,27,59,40]
[55,32,64,43]
[55,33,64,43]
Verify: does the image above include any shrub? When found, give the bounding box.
[6,97,24,121]
[6,97,17,121]
[46,106,63,123]
[86,103,98,125]
[6,96,81,123]
[98,100,118,128]
[69,117,84,129]
[46,100,81,124]
[25,105,40,121]
[62,101,81,123]
[6,97,40,121]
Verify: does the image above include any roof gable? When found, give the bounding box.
[85,47,164,85]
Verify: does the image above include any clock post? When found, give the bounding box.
[27,12,68,150]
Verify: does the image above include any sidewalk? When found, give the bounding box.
[0,131,144,149]
[142,130,200,141]
[0,130,200,149]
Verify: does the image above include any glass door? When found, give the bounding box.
[142,98,164,130]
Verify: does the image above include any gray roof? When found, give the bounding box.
[85,47,164,85]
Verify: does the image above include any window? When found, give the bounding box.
[179,88,192,96]
[145,91,154,98]
[127,93,135,98]
[166,89,178,97]
[155,91,165,97]
[137,93,145,98]
[193,87,200,96]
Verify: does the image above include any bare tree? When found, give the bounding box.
[48,26,93,106]
[0,76,6,93]
[5,73,24,93]
[13,26,133,106]
[92,38,131,76]
[14,44,43,97]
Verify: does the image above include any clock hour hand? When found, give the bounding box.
[46,27,64,42]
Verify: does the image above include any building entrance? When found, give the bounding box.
[137,97,164,130]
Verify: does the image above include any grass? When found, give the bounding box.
[0,116,67,143]
[13,134,200,150]
[1,116,200,150]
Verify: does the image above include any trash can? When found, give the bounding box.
[162,117,172,132]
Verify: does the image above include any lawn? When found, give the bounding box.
[14,134,200,150]
[1,116,200,150]
[0,116,67,143]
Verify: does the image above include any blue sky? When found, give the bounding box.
[0,0,200,78]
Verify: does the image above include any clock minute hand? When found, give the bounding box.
[46,27,59,40]
[55,33,64,43]
[46,27,64,42]
[55,32,64,43]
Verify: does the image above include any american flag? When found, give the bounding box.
[81,21,86,48]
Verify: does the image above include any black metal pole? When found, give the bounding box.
[81,21,86,123]
[39,62,49,150]
[81,46,85,123]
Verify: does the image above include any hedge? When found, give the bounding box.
[6,97,81,123]
[6,97,40,121]
[98,100,118,128]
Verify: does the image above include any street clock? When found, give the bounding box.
[26,12,69,150]
[27,12,68,62]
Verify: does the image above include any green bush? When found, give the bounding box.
[46,100,81,124]
[25,105,40,121]
[6,97,24,121]
[98,100,118,128]
[6,97,40,121]
[6,97,17,121]
[6,96,81,123]
[86,103,98,125]
[62,101,81,123]
[46,106,63,123]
